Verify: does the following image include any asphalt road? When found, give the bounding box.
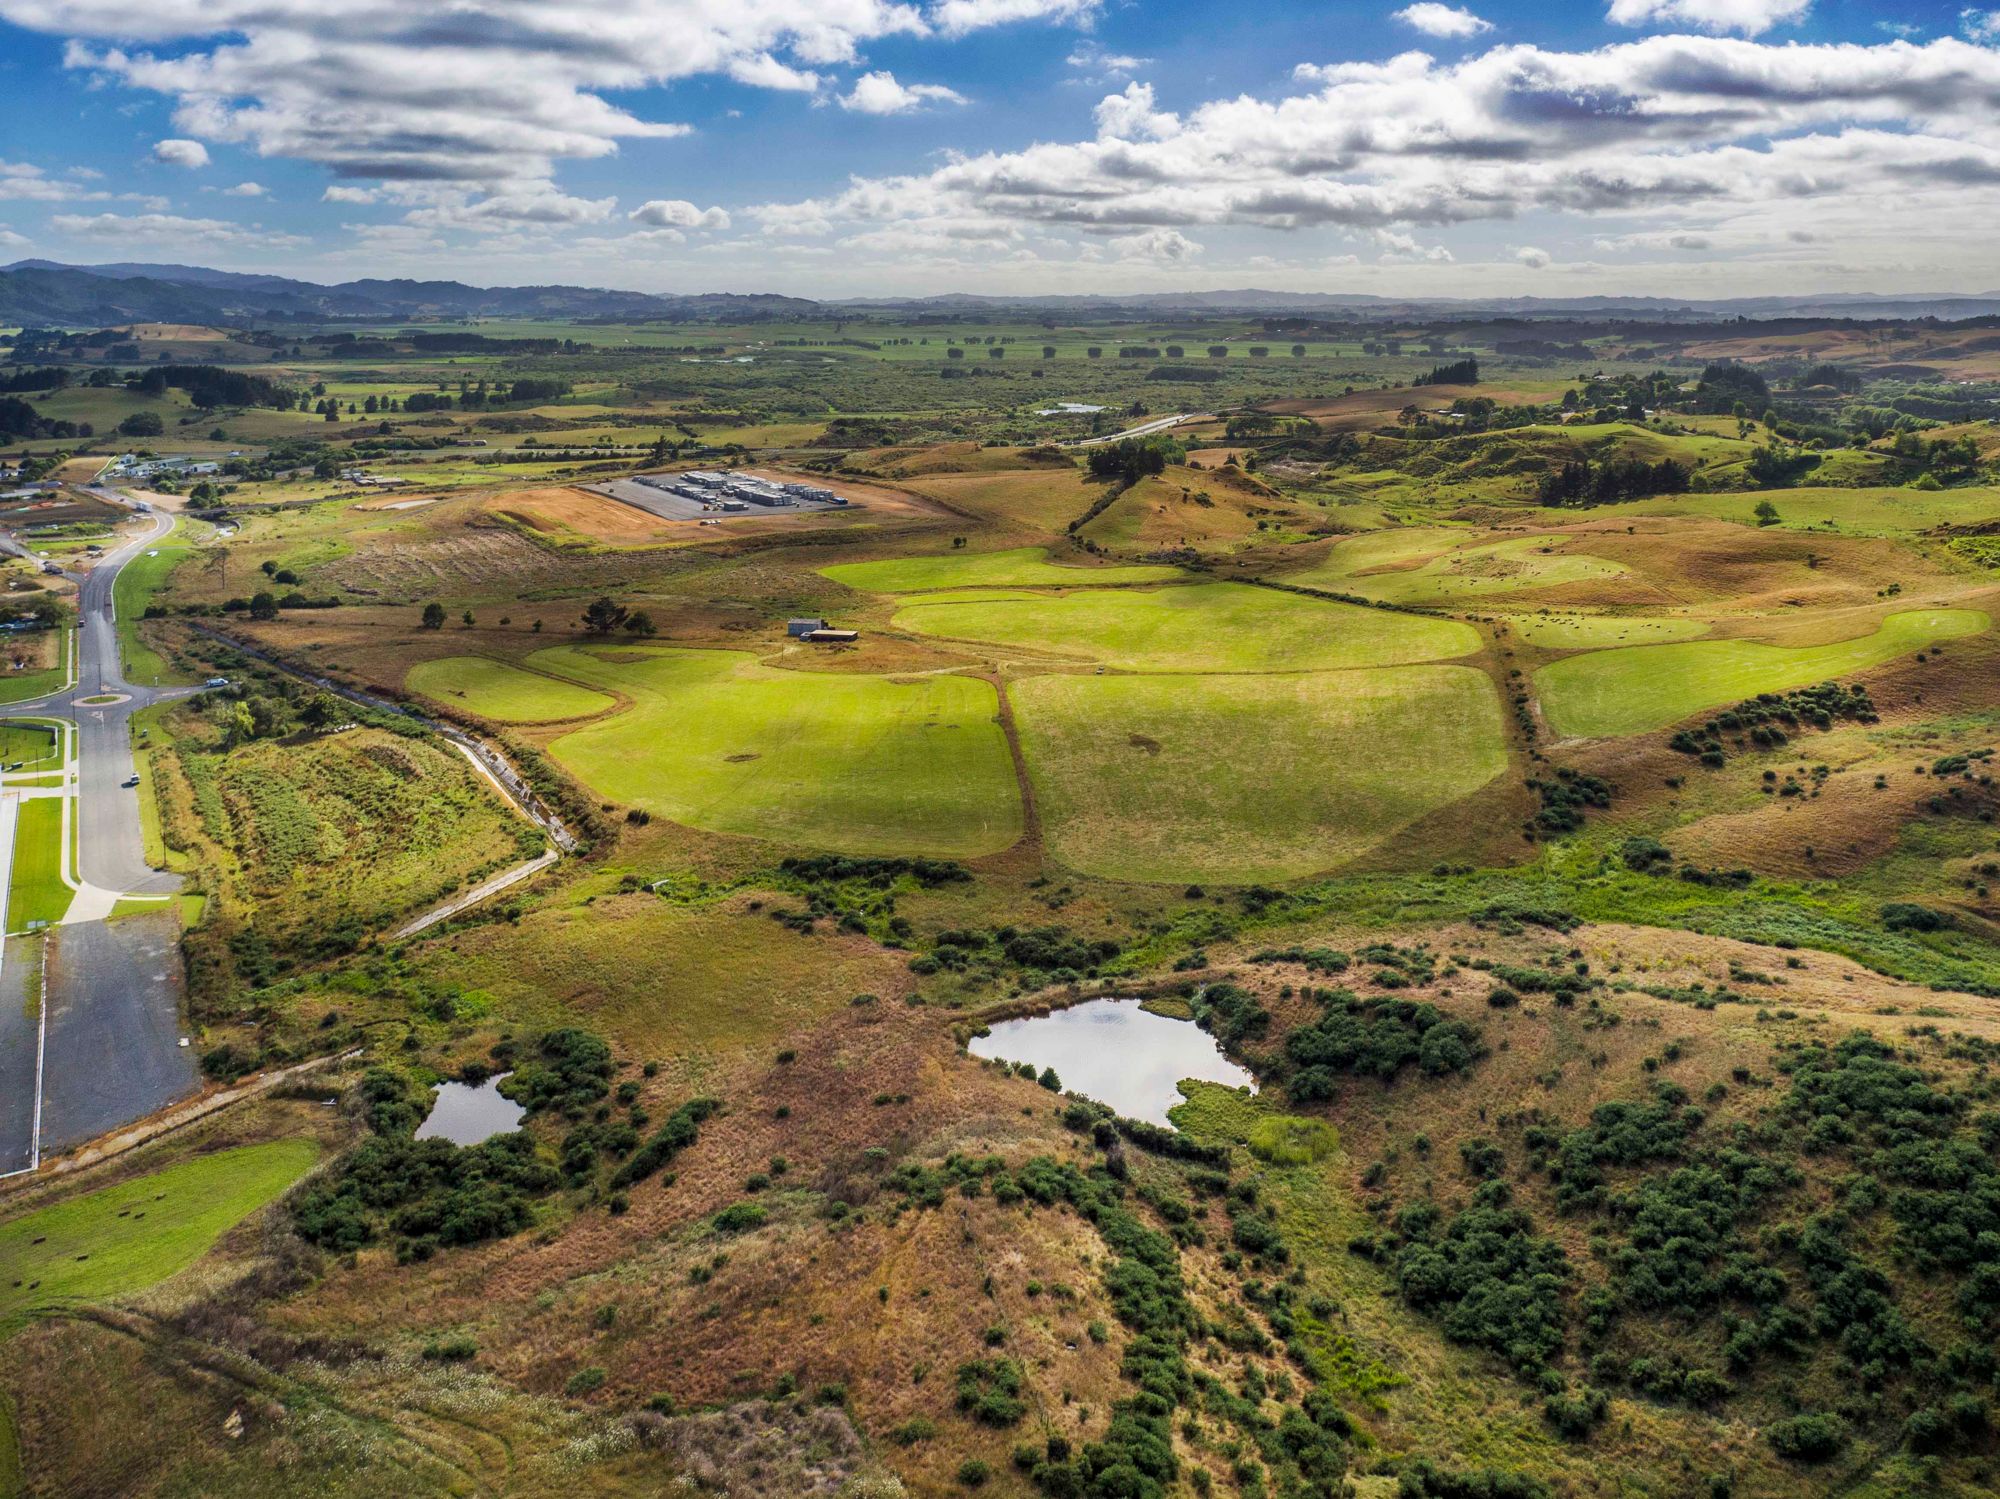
[0,499,199,1164]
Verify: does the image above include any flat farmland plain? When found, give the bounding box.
[822,545,1183,594]
[892,581,1481,671]
[1012,666,1508,882]
[537,646,1023,857]
[406,655,615,723]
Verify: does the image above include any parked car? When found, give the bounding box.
[204,676,229,688]
[122,773,140,787]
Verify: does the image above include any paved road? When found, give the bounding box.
[1066,411,1211,448]
[0,500,198,1166]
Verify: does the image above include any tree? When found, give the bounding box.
[248,591,279,621]
[581,596,628,635]
[461,610,475,627]
[421,602,446,630]
[1754,498,1781,526]
[300,691,342,728]
[119,411,164,438]
[624,610,658,639]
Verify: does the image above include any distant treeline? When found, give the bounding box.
[1413,356,1479,387]
[1537,456,1691,506]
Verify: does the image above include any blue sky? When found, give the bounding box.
[0,0,1996,295]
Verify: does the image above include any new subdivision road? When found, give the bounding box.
[0,500,196,1175]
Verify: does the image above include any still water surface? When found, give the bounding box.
[416,1073,525,1146]
[970,999,1255,1126]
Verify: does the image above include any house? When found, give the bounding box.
[804,628,859,644]
[786,617,827,637]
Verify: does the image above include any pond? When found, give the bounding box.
[416,1073,525,1146]
[969,999,1255,1126]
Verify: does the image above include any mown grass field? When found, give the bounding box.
[893,581,1482,671]
[539,646,1023,857]
[112,540,194,687]
[1538,606,1991,737]
[405,655,615,723]
[0,1140,320,1334]
[0,722,62,773]
[1292,532,1628,605]
[7,795,70,931]
[821,545,1184,594]
[1012,666,1508,882]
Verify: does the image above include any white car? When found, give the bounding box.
[205,676,230,688]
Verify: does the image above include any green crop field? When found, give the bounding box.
[405,655,615,723]
[7,795,70,931]
[892,581,1481,671]
[1503,614,1712,649]
[822,545,1184,594]
[1288,531,1627,604]
[538,646,1023,857]
[0,1141,320,1334]
[1537,607,1991,737]
[1012,666,1508,882]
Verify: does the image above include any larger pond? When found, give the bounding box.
[969,999,1255,1126]
[416,1073,525,1146]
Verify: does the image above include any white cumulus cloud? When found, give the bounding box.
[1514,244,1551,267]
[222,180,265,195]
[151,137,209,168]
[840,70,966,112]
[1393,4,1493,38]
[629,198,731,229]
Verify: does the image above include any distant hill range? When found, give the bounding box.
[4,259,2000,327]
[0,260,819,325]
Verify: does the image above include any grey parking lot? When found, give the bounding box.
[0,934,42,1175]
[36,914,196,1155]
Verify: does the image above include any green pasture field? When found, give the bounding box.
[823,545,1185,594]
[1537,607,1991,738]
[406,656,615,723]
[1555,484,2000,537]
[1012,666,1508,883]
[0,1141,320,1334]
[1502,614,1711,649]
[538,646,1023,858]
[1290,532,1627,604]
[893,581,1481,672]
[112,541,194,686]
[8,795,70,931]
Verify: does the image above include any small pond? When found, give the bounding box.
[970,999,1255,1126]
[416,1073,525,1146]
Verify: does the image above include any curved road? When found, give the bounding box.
[0,498,196,1172]
[3,502,187,895]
